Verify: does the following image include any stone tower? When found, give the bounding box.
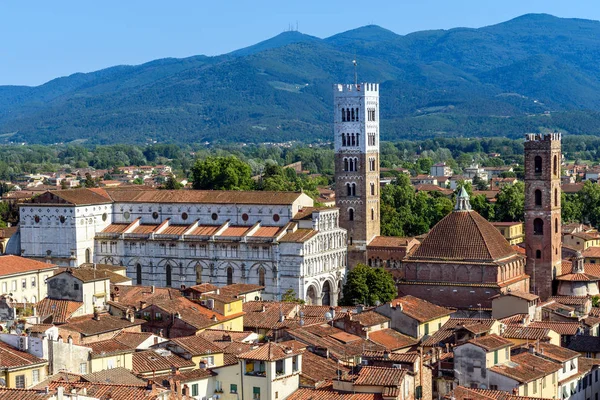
[334,83,380,267]
[524,132,562,300]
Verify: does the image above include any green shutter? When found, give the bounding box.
[494,350,498,364]
[424,323,429,335]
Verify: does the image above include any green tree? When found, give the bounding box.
[578,180,600,226]
[340,264,397,306]
[494,181,525,222]
[83,173,97,188]
[191,156,254,190]
[471,194,495,220]
[562,192,582,223]
[281,288,305,304]
[163,175,183,190]
[416,157,433,174]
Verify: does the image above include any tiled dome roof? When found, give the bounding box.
[410,210,517,262]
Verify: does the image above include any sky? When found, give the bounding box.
[2,1,600,86]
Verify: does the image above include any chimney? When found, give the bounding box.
[261,305,266,312]
[93,309,100,321]
[151,285,155,294]
[212,314,218,322]
[182,384,190,397]
[57,386,64,400]
[176,380,183,397]
[140,300,147,310]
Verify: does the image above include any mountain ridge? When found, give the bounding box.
[3,13,600,144]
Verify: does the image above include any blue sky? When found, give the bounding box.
[2,0,600,86]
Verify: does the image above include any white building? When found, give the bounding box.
[431,162,453,177]
[20,189,347,305]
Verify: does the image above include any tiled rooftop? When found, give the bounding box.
[390,295,453,322]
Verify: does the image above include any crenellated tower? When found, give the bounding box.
[524,132,562,300]
[333,83,380,267]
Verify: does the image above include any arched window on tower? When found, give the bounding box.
[534,156,542,174]
[351,183,356,196]
[342,134,346,147]
[370,182,375,196]
[258,267,265,287]
[553,155,558,177]
[85,248,91,264]
[536,250,541,259]
[355,108,359,121]
[351,133,355,146]
[555,218,559,234]
[535,189,542,206]
[227,267,233,285]
[371,208,375,221]
[348,208,354,221]
[533,218,544,235]
[344,158,349,172]
[136,263,142,285]
[346,184,352,196]
[555,188,558,207]
[346,109,351,121]
[351,108,355,121]
[165,264,172,287]
[342,108,346,122]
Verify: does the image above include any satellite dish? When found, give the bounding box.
[299,311,305,318]
[325,312,333,321]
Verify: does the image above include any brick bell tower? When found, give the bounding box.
[334,83,381,268]
[524,132,562,300]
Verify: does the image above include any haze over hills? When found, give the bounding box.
[3,13,600,145]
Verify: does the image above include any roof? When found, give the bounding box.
[390,295,453,322]
[353,366,406,386]
[0,255,57,277]
[362,351,420,364]
[0,341,47,369]
[583,246,600,258]
[452,386,551,400]
[529,321,581,335]
[82,367,146,385]
[498,291,539,301]
[300,351,349,385]
[279,228,318,243]
[44,380,167,400]
[547,295,590,305]
[351,311,390,327]
[536,342,580,362]
[35,298,83,324]
[111,284,183,308]
[169,335,223,356]
[86,340,135,358]
[489,352,561,383]
[111,331,154,349]
[55,266,131,284]
[198,329,255,347]
[32,188,112,206]
[501,326,552,341]
[168,368,215,383]
[243,301,297,329]
[60,314,145,336]
[0,388,52,400]
[421,318,497,347]
[367,329,418,351]
[409,209,518,262]
[220,283,264,296]
[237,342,303,361]
[132,349,195,374]
[367,236,414,248]
[464,334,512,351]
[288,387,382,400]
[106,188,307,205]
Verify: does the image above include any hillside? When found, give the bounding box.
[4,14,600,144]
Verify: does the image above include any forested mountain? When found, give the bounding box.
[4,14,600,144]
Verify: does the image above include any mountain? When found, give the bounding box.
[5,14,600,144]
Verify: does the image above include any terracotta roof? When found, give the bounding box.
[105,188,306,205]
[301,351,349,386]
[583,247,600,258]
[237,342,303,361]
[132,349,195,374]
[45,380,167,400]
[409,209,518,262]
[465,334,512,351]
[0,388,52,400]
[87,339,134,358]
[288,387,382,400]
[111,331,154,349]
[167,368,215,383]
[169,335,223,356]
[500,291,539,301]
[220,283,264,296]
[0,341,47,369]
[55,266,130,284]
[367,329,418,351]
[198,329,255,347]
[548,295,590,305]
[82,367,146,385]
[243,301,297,329]
[353,366,406,386]
[351,311,390,327]
[32,188,112,205]
[452,386,548,400]
[536,342,579,362]
[502,326,552,341]
[60,314,145,336]
[111,284,182,308]
[390,295,453,322]
[0,255,57,277]
[35,298,83,324]
[183,283,218,294]
[367,236,413,248]
[529,321,581,335]
[362,351,420,364]
[421,318,497,347]
[489,352,560,383]
[279,228,318,243]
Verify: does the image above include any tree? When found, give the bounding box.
[578,180,600,226]
[494,181,525,222]
[281,288,305,304]
[471,194,495,220]
[340,264,397,306]
[191,156,254,190]
[472,175,488,191]
[163,174,183,190]
[83,173,97,188]
[500,171,516,178]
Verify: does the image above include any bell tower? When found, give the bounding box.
[524,132,562,300]
[334,83,380,267]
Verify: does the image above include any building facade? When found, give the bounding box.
[524,133,562,300]
[334,83,380,267]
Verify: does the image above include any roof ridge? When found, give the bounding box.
[468,211,495,260]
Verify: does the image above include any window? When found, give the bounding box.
[293,355,299,372]
[230,384,237,394]
[351,183,356,196]
[11,280,16,291]
[534,156,542,174]
[542,377,546,389]
[74,282,80,291]
[136,264,142,285]
[192,384,199,397]
[554,155,558,176]
[533,380,537,394]
[555,188,558,207]
[371,208,375,221]
[533,218,544,235]
[253,387,261,400]
[424,323,429,336]
[32,369,39,384]
[107,359,115,369]
[227,267,233,285]
[155,312,162,320]
[505,348,509,359]
[258,268,265,287]
[344,158,349,171]
[370,182,375,196]
[79,363,87,374]
[1,282,5,293]
[349,208,354,221]
[276,359,285,375]
[15,374,25,388]
[165,264,172,287]
[21,279,26,289]
[555,218,559,234]
[494,350,498,364]
[535,189,542,206]
[31,277,36,288]
[524,383,528,396]
[536,250,542,259]
[205,356,215,367]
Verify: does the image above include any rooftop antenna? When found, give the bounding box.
[353,58,358,86]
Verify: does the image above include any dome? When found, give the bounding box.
[410,189,518,262]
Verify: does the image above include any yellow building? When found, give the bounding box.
[491,222,525,245]
[163,335,225,369]
[582,246,600,264]
[563,232,600,251]
[87,339,134,373]
[0,255,58,304]
[0,341,47,388]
